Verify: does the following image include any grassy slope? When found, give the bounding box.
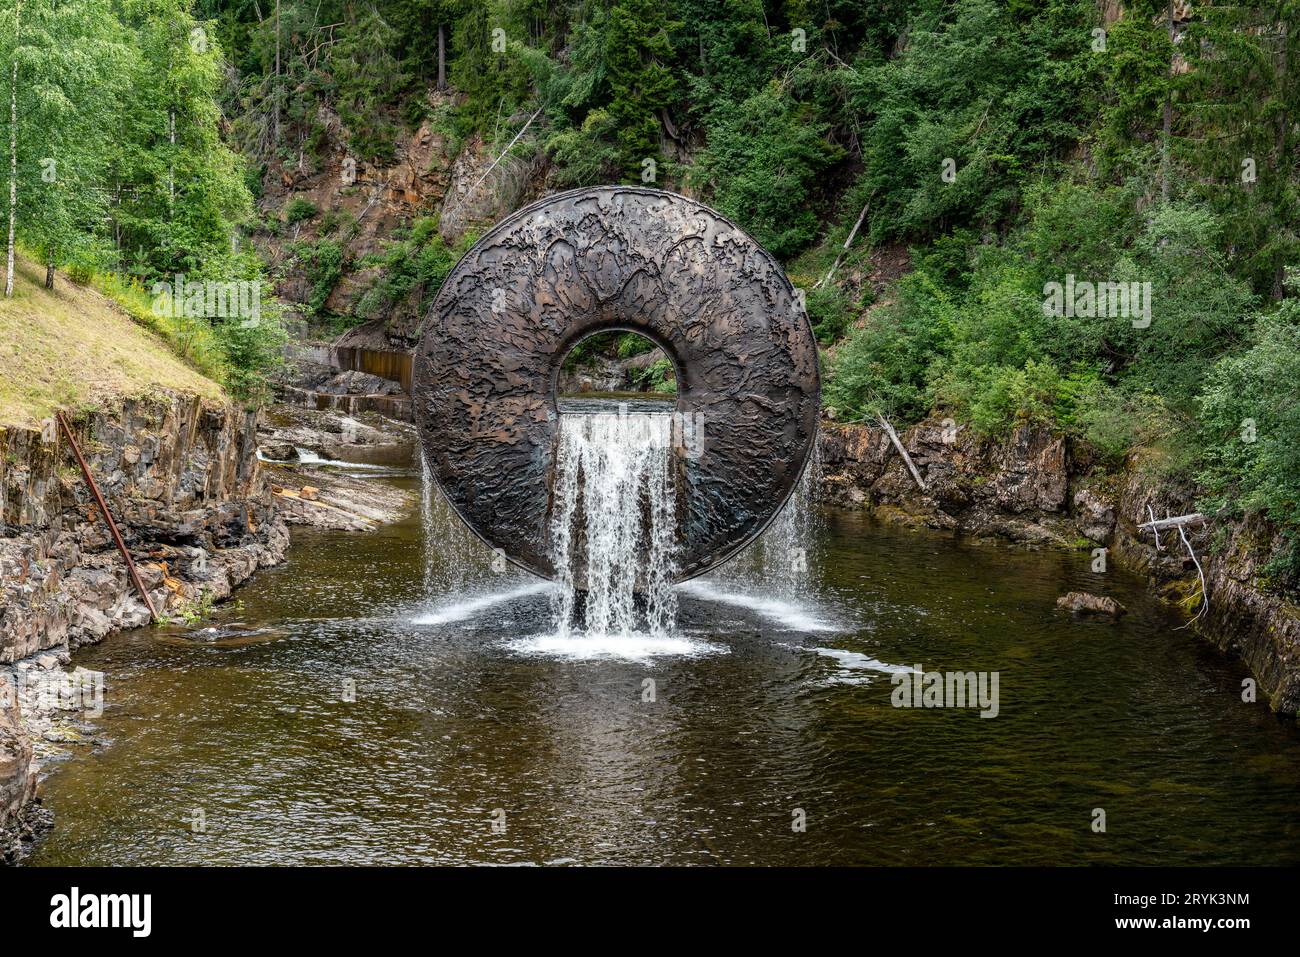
[0,256,224,429]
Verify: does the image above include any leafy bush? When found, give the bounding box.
[632,357,677,394]
[691,84,844,259]
[825,270,956,421]
[616,333,656,360]
[284,197,318,226]
[1198,292,1300,588]
[806,285,856,345]
[290,239,344,315]
[356,219,460,321]
[845,0,1102,244]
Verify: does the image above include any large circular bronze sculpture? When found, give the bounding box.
[412,186,820,583]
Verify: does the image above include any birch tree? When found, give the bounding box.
[4,0,18,297]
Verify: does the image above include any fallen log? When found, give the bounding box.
[878,414,927,491]
[1137,512,1206,531]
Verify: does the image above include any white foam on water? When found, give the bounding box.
[677,579,841,633]
[292,448,391,470]
[774,643,916,686]
[809,647,917,675]
[256,447,391,470]
[505,630,726,661]
[412,582,555,626]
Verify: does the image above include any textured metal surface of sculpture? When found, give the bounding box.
[412,186,820,583]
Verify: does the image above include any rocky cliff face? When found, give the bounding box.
[0,393,288,660]
[819,418,1074,543]
[257,98,550,348]
[0,392,289,852]
[819,416,1300,714]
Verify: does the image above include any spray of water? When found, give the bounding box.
[549,409,678,639]
[414,414,827,653]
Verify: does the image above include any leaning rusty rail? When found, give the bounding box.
[56,411,157,622]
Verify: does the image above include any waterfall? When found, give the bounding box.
[709,445,821,598]
[549,408,678,639]
[419,450,438,593]
[418,447,498,596]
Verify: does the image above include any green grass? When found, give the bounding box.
[0,255,225,429]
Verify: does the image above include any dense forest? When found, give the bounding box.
[1,0,1297,588]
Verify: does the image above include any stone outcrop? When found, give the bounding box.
[0,394,288,661]
[819,417,1075,544]
[556,347,669,395]
[819,416,1300,713]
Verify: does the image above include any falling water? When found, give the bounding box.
[418,448,500,596]
[418,450,438,593]
[708,445,822,598]
[549,408,678,639]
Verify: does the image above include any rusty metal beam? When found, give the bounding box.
[56,411,158,622]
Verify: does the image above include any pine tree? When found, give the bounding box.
[604,0,681,182]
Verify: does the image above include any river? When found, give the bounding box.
[25,441,1300,865]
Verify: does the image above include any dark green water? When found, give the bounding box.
[25,465,1300,865]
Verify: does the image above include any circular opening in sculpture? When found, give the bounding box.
[556,330,678,404]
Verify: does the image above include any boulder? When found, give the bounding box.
[1056,591,1127,617]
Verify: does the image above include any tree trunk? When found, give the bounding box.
[1160,0,1174,202]
[44,258,53,289]
[877,414,927,491]
[273,0,281,146]
[1273,11,1289,300]
[5,1,19,298]
[168,109,175,209]
[437,24,446,91]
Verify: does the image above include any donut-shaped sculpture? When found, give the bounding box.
[412,186,820,583]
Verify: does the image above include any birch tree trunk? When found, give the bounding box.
[5,1,19,298]
[168,109,175,208]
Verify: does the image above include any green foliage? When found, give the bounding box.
[546,109,620,188]
[604,0,681,181]
[331,6,407,163]
[217,309,287,403]
[1198,288,1300,589]
[616,333,656,360]
[290,239,344,316]
[824,269,955,421]
[805,284,855,345]
[844,0,1102,244]
[828,179,1257,478]
[633,357,677,394]
[691,83,844,258]
[0,0,279,402]
[284,196,317,226]
[356,218,461,321]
